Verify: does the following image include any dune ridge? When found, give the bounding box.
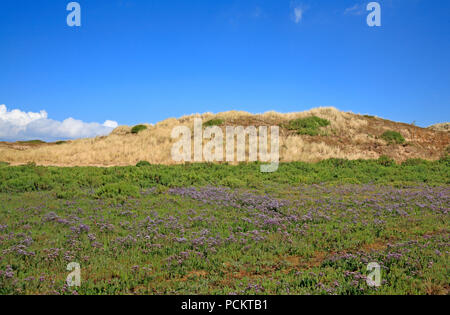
[0,107,448,166]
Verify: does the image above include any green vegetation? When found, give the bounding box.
[131,125,148,134]
[381,131,406,145]
[54,141,67,145]
[203,118,224,127]
[284,116,330,136]
[0,158,448,295]
[0,158,448,196]
[136,160,152,167]
[95,183,140,203]
[377,155,395,167]
[18,140,46,144]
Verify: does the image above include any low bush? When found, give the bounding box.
[55,185,83,199]
[95,183,140,203]
[381,131,405,145]
[285,116,330,136]
[203,119,224,127]
[377,155,395,167]
[402,158,430,166]
[131,125,148,134]
[136,161,151,167]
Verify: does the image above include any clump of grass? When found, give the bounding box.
[0,162,10,167]
[54,141,67,145]
[203,119,224,128]
[131,125,148,134]
[95,183,140,203]
[18,140,46,144]
[381,131,405,145]
[284,116,330,136]
[136,160,151,167]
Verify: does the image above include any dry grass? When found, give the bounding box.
[0,107,448,166]
[428,123,450,132]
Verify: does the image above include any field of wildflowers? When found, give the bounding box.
[0,158,448,295]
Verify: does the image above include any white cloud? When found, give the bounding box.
[0,104,119,142]
[344,4,365,16]
[293,7,303,23]
[103,120,119,129]
[0,104,48,126]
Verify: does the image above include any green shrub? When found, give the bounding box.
[219,177,245,188]
[18,140,46,144]
[439,154,450,167]
[377,155,395,167]
[0,158,448,194]
[55,185,82,199]
[402,158,429,166]
[1,175,40,192]
[95,183,140,201]
[54,141,67,145]
[203,119,224,127]
[381,131,405,145]
[136,160,151,167]
[131,125,148,134]
[285,116,330,136]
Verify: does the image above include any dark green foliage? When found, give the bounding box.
[17,140,46,144]
[131,125,148,134]
[136,161,151,167]
[439,154,450,167]
[54,141,67,145]
[95,183,140,202]
[55,184,82,199]
[377,155,395,167]
[203,119,224,127]
[402,158,430,166]
[381,131,405,145]
[284,116,330,136]
[0,158,448,195]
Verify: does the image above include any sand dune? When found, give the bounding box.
[0,107,448,166]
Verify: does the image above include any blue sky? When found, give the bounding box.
[0,0,449,140]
